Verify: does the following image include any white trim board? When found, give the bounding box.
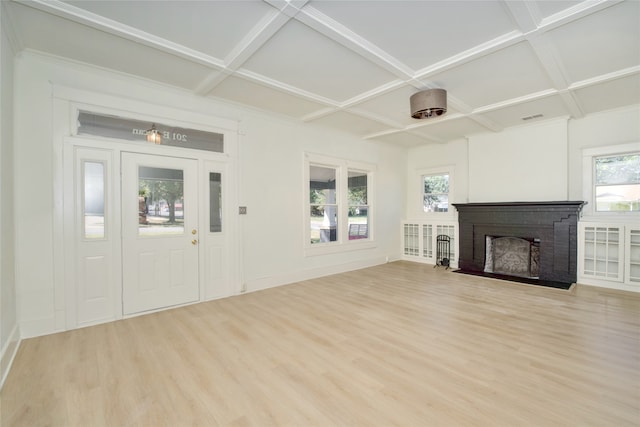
[0,324,21,390]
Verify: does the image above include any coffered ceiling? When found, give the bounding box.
[5,0,640,146]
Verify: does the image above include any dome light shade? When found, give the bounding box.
[410,89,447,119]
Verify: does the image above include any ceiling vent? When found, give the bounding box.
[521,114,544,121]
[410,89,447,119]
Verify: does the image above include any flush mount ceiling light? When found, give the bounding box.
[146,123,162,144]
[410,89,447,119]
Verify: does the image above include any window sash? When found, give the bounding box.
[306,156,374,249]
[593,152,640,212]
[423,173,450,213]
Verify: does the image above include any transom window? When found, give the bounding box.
[594,153,640,212]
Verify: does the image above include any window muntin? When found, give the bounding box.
[594,153,640,212]
[423,173,449,213]
[309,166,338,244]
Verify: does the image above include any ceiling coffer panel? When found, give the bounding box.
[7,0,639,146]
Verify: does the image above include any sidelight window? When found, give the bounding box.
[209,172,222,232]
[83,161,106,239]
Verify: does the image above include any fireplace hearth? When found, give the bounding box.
[453,201,585,289]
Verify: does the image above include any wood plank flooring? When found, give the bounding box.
[2,261,639,426]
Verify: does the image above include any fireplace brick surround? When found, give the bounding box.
[453,201,585,288]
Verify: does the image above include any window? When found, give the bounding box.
[209,172,222,232]
[594,153,640,212]
[83,161,106,239]
[423,173,449,213]
[138,166,185,236]
[306,154,375,253]
[309,165,338,244]
[348,170,369,240]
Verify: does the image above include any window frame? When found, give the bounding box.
[582,142,640,218]
[416,166,455,219]
[304,153,376,256]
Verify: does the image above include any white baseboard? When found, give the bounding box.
[245,256,388,293]
[577,278,640,293]
[1,324,21,390]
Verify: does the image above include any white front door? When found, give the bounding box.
[121,152,199,315]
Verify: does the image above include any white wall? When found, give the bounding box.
[468,118,569,202]
[0,4,20,388]
[568,105,640,202]
[405,137,468,219]
[406,109,640,211]
[240,114,405,291]
[13,52,406,338]
[405,107,640,292]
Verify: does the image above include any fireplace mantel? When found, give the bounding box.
[453,201,585,287]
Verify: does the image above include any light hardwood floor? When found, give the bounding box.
[2,261,639,426]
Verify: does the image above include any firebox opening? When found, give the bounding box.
[484,236,540,279]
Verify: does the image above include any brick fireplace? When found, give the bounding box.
[453,201,585,288]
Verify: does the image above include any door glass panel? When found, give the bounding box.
[83,161,105,239]
[209,172,222,232]
[138,166,184,236]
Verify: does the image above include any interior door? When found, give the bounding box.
[121,152,199,315]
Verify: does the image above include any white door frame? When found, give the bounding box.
[62,136,239,330]
[121,152,200,315]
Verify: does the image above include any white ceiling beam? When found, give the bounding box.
[195,8,293,96]
[500,0,540,33]
[412,31,526,80]
[338,80,406,109]
[538,0,625,31]
[295,5,415,80]
[235,68,338,108]
[501,0,588,119]
[343,108,407,130]
[13,0,225,69]
[568,65,640,90]
[472,89,559,115]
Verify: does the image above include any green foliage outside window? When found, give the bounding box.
[595,154,640,212]
[423,174,449,213]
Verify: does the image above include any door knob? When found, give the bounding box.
[192,229,197,235]
[191,239,198,245]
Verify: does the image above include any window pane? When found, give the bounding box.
[595,154,640,185]
[310,205,338,244]
[348,206,368,240]
[348,171,367,205]
[424,194,449,213]
[209,172,222,232]
[310,165,338,244]
[594,153,640,212]
[83,162,105,239]
[78,111,224,153]
[596,184,640,212]
[138,167,184,236]
[310,166,336,203]
[424,174,449,212]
